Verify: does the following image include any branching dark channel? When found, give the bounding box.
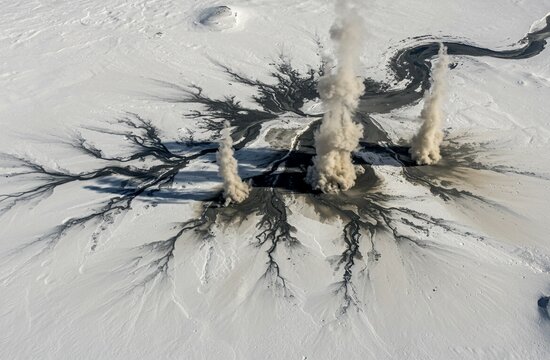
[2,16,550,315]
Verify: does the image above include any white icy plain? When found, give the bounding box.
[1,0,550,359]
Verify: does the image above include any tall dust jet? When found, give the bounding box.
[217,121,250,205]
[409,44,450,165]
[306,0,365,193]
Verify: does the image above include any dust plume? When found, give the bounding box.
[409,43,450,165]
[217,121,250,205]
[306,0,365,193]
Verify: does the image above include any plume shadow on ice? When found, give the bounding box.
[538,296,550,320]
[78,145,415,203]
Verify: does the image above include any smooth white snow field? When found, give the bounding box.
[1,0,550,359]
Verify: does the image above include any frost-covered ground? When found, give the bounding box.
[1,0,550,359]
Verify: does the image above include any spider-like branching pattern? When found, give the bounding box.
[2,18,550,316]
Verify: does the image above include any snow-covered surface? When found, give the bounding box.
[1,0,550,359]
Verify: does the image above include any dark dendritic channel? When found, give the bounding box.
[1,15,550,315]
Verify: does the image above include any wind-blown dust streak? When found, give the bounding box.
[409,44,450,165]
[306,0,365,193]
[217,121,250,205]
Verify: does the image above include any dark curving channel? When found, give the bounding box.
[360,14,550,116]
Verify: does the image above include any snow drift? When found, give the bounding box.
[198,6,237,31]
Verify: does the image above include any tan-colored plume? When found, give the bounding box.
[409,43,450,165]
[307,0,365,193]
[217,121,250,205]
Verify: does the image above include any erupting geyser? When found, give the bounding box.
[217,121,250,205]
[306,0,365,193]
[409,43,450,165]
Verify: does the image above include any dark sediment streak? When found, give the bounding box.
[361,14,550,114]
[3,15,550,313]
